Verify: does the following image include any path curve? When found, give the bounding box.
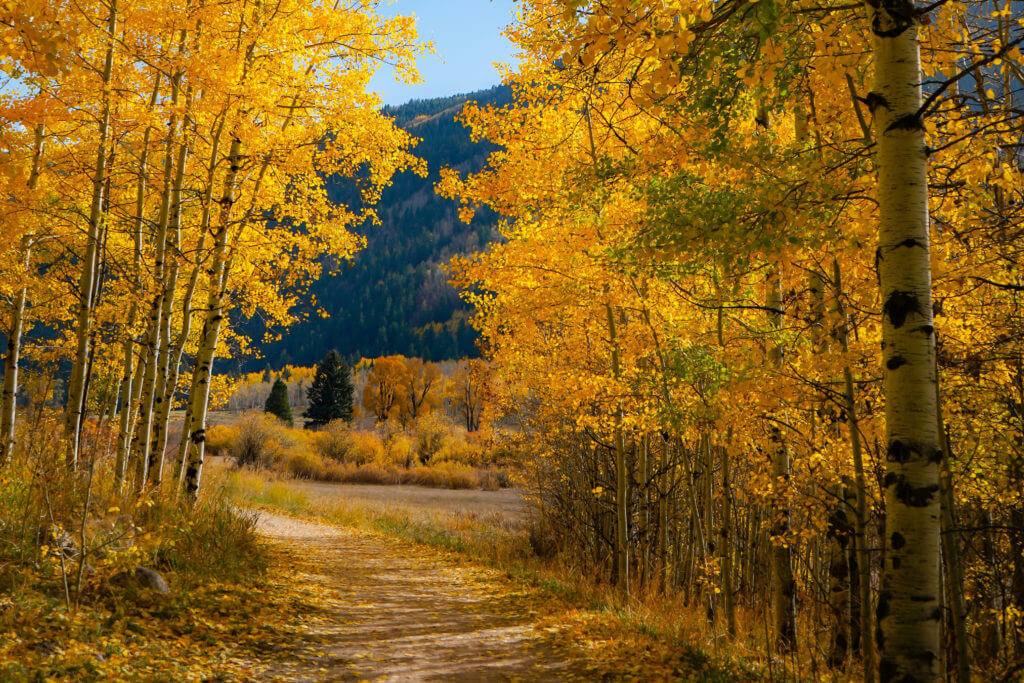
[254,510,583,681]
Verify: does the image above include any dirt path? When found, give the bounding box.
[254,510,585,681]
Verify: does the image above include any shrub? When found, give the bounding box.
[435,433,484,466]
[282,450,323,479]
[345,430,385,466]
[338,462,400,485]
[155,494,268,585]
[231,412,281,469]
[312,419,350,462]
[204,424,236,456]
[527,516,560,560]
[412,412,447,465]
[406,462,478,489]
[385,434,415,468]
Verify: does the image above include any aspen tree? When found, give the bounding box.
[715,277,736,636]
[65,0,119,467]
[935,373,969,681]
[115,76,162,489]
[131,28,187,488]
[866,1,943,678]
[183,134,242,500]
[1,124,44,465]
[147,90,191,486]
[172,114,225,485]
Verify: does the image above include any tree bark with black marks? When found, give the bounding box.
[183,134,242,500]
[865,0,943,679]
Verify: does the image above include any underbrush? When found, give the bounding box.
[208,412,512,490]
[0,416,285,680]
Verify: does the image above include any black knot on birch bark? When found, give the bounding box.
[888,439,913,463]
[862,91,890,113]
[917,324,934,336]
[890,531,906,549]
[873,0,918,37]
[895,479,939,507]
[885,113,924,133]
[884,290,920,328]
[886,355,907,370]
[896,238,924,249]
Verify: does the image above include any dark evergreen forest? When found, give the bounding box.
[237,85,511,370]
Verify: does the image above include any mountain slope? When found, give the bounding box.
[245,85,510,369]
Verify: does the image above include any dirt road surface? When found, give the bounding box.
[254,510,584,681]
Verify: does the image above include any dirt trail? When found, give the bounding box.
[254,510,584,681]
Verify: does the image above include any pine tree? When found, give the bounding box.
[264,378,293,426]
[304,350,353,429]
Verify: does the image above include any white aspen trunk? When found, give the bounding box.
[159,244,202,481]
[766,269,796,651]
[714,279,736,636]
[2,277,28,466]
[131,52,183,490]
[129,217,166,487]
[809,269,853,667]
[181,64,306,498]
[113,325,137,488]
[183,135,243,500]
[147,106,190,487]
[866,2,942,679]
[1,125,44,465]
[146,214,179,486]
[173,115,225,487]
[65,0,118,467]
[114,77,161,490]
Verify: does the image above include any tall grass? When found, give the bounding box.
[0,410,276,679]
[0,412,270,606]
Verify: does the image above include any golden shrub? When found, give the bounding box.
[204,424,237,456]
[345,430,385,466]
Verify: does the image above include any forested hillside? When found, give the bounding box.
[242,86,511,370]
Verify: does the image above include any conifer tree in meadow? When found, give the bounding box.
[304,350,353,429]
[264,377,293,426]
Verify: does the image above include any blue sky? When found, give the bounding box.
[369,0,517,105]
